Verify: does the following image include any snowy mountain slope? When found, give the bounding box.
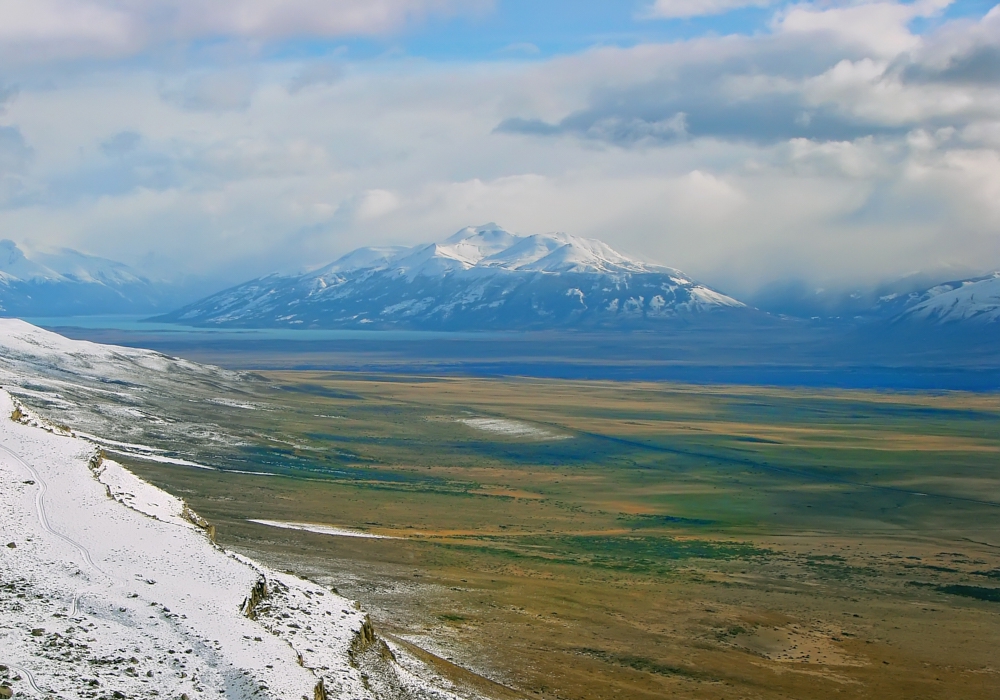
[0,318,286,473]
[35,247,149,286]
[0,321,487,699]
[891,272,1000,324]
[0,392,475,700]
[0,240,177,316]
[156,224,748,330]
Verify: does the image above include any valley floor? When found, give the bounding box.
[112,373,1000,700]
[4,319,1000,699]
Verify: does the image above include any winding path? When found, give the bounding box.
[0,445,108,576]
[0,442,115,695]
[4,665,42,694]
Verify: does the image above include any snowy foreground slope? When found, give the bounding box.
[0,318,279,475]
[0,322,482,700]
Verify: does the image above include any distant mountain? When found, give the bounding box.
[748,268,1000,326]
[0,240,179,316]
[155,224,749,330]
[887,272,1000,324]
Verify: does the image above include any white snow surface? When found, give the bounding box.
[0,318,222,383]
[247,520,399,540]
[457,417,569,441]
[0,321,483,700]
[307,224,673,279]
[0,240,148,286]
[308,246,410,278]
[900,272,1000,323]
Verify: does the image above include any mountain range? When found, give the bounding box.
[0,239,182,316]
[155,224,749,330]
[156,224,1000,330]
[2,225,999,329]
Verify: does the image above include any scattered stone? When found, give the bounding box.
[31,627,45,636]
[4,543,14,549]
[0,686,12,699]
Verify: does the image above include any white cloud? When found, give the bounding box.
[645,0,774,20]
[0,0,137,61]
[0,1,999,295]
[0,0,492,62]
[161,69,261,112]
[353,189,401,221]
[775,0,954,57]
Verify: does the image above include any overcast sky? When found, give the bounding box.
[1,0,999,294]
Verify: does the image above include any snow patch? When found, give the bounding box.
[457,417,569,441]
[248,519,399,539]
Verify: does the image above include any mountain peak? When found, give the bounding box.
[897,271,1000,324]
[444,222,510,244]
[0,241,175,316]
[157,224,747,330]
[0,239,25,264]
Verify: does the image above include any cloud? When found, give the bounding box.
[899,7,1000,86]
[774,0,953,56]
[0,126,32,172]
[352,189,401,221]
[161,69,260,112]
[287,60,346,94]
[0,126,32,204]
[0,0,493,62]
[644,0,774,20]
[1,1,999,294]
[0,86,19,114]
[100,131,142,156]
[497,3,999,148]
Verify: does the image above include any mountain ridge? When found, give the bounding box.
[0,239,183,316]
[155,224,749,330]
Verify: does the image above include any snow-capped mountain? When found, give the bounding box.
[888,272,1000,324]
[0,240,177,316]
[156,224,747,330]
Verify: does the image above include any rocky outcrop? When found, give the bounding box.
[241,576,269,620]
[181,504,217,543]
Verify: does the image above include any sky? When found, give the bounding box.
[0,0,999,296]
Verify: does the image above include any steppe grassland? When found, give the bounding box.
[122,373,1000,700]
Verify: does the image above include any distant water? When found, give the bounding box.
[22,315,513,341]
[21,314,1000,392]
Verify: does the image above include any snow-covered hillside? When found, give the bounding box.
[0,321,484,699]
[892,273,1000,324]
[0,318,254,470]
[0,240,177,316]
[156,224,747,330]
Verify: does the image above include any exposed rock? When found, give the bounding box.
[182,504,217,543]
[241,576,269,620]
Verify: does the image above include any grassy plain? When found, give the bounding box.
[120,373,1000,700]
